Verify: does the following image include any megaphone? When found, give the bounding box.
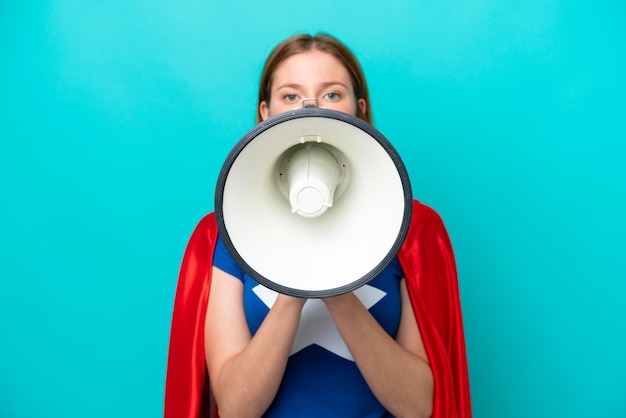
[215,108,412,298]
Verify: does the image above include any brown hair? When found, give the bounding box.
[257,33,372,124]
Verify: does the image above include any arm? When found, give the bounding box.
[323,279,434,418]
[204,267,305,418]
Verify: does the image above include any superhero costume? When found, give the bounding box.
[213,235,404,416]
[164,199,472,417]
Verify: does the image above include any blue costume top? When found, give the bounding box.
[213,236,405,417]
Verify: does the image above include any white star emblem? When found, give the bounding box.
[252,285,386,361]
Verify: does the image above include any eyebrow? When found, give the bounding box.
[274,81,351,91]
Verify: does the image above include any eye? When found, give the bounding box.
[323,92,341,101]
[283,93,299,103]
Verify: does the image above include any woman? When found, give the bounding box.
[165,34,471,418]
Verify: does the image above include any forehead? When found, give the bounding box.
[271,50,352,87]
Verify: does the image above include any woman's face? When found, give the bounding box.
[259,50,366,121]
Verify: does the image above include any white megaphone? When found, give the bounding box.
[215,108,412,298]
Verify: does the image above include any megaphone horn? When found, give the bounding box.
[215,108,412,298]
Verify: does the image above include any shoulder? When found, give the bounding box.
[408,199,448,234]
[181,212,219,257]
[400,199,455,266]
[196,212,217,230]
[190,212,219,238]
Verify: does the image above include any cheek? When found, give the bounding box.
[324,101,357,116]
[268,100,293,117]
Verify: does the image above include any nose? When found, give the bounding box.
[302,98,318,108]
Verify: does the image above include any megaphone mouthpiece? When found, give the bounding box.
[283,144,342,218]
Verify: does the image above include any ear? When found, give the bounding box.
[358,98,367,118]
[259,101,270,121]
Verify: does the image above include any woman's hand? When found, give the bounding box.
[204,268,306,418]
[322,283,434,418]
[275,292,307,310]
[321,291,356,307]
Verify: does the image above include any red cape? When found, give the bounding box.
[165,200,472,417]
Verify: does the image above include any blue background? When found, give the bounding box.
[1,1,625,417]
